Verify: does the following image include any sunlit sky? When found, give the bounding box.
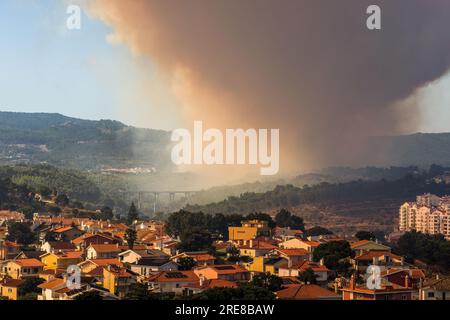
[0,0,181,130]
[0,0,449,133]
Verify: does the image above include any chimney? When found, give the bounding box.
[199,275,205,287]
[349,275,356,290]
[401,257,405,266]
[436,274,440,280]
[404,275,410,288]
[319,258,325,266]
[288,258,292,268]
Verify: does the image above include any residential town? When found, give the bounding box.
[0,192,449,301]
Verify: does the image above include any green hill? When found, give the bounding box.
[0,111,171,170]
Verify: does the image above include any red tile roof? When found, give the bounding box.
[354,251,401,261]
[276,284,340,300]
[85,259,123,267]
[89,244,120,253]
[184,279,237,289]
[12,258,44,267]
[148,271,199,283]
[350,240,371,248]
[53,226,75,234]
[275,248,309,256]
[0,278,24,288]
[196,264,249,275]
[279,260,329,272]
[239,241,277,250]
[38,278,65,290]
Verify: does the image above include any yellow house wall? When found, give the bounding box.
[228,227,258,241]
[0,285,18,300]
[248,256,265,272]
[5,262,21,279]
[103,269,116,294]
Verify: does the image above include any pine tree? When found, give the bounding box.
[125,228,137,250]
[127,202,139,226]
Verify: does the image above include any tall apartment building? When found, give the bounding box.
[399,193,450,239]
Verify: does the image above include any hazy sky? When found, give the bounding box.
[0,0,181,130]
[1,0,450,135]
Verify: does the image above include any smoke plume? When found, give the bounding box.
[87,0,450,175]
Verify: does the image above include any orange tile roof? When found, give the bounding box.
[72,233,93,244]
[184,279,237,289]
[89,244,120,253]
[113,231,126,239]
[119,245,148,251]
[53,226,75,233]
[354,251,401,261]
[192,254,215,262]
[85,266,104,276]
[381,268,425,279]
[207,279,237,288]
[298,260,329,272]
[350,240,371,248]
[279,260,329,272]
[276,284,340,300]
[56,251,83,259]
[72,232,116,245]
[302,240,321,247]
[149,271,199,283]
[12,258,44,267]
[103,265,133,278]
[86,259,123,267]
[239,241,277,250]
[197,264,249,275]
[38,278,65,290]
[276,248,309,256]
[113,223,129,230]
[0,278,24,288]
[39,269,65,276]
[173,252,216,262]
[341,283,413,294]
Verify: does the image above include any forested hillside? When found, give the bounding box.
[0,111,171,170]
[185,168,450,216]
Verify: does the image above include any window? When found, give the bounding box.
[428,292,435,298]
[402,295,407,300]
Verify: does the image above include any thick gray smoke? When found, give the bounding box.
[88,0,450,174]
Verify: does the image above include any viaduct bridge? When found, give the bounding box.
[122,190,199,212]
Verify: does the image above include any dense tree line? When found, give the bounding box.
[394,231,450,273]
[166,209,303,251]
[185,172,450,215]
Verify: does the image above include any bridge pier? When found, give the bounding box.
[122,190,198,212]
